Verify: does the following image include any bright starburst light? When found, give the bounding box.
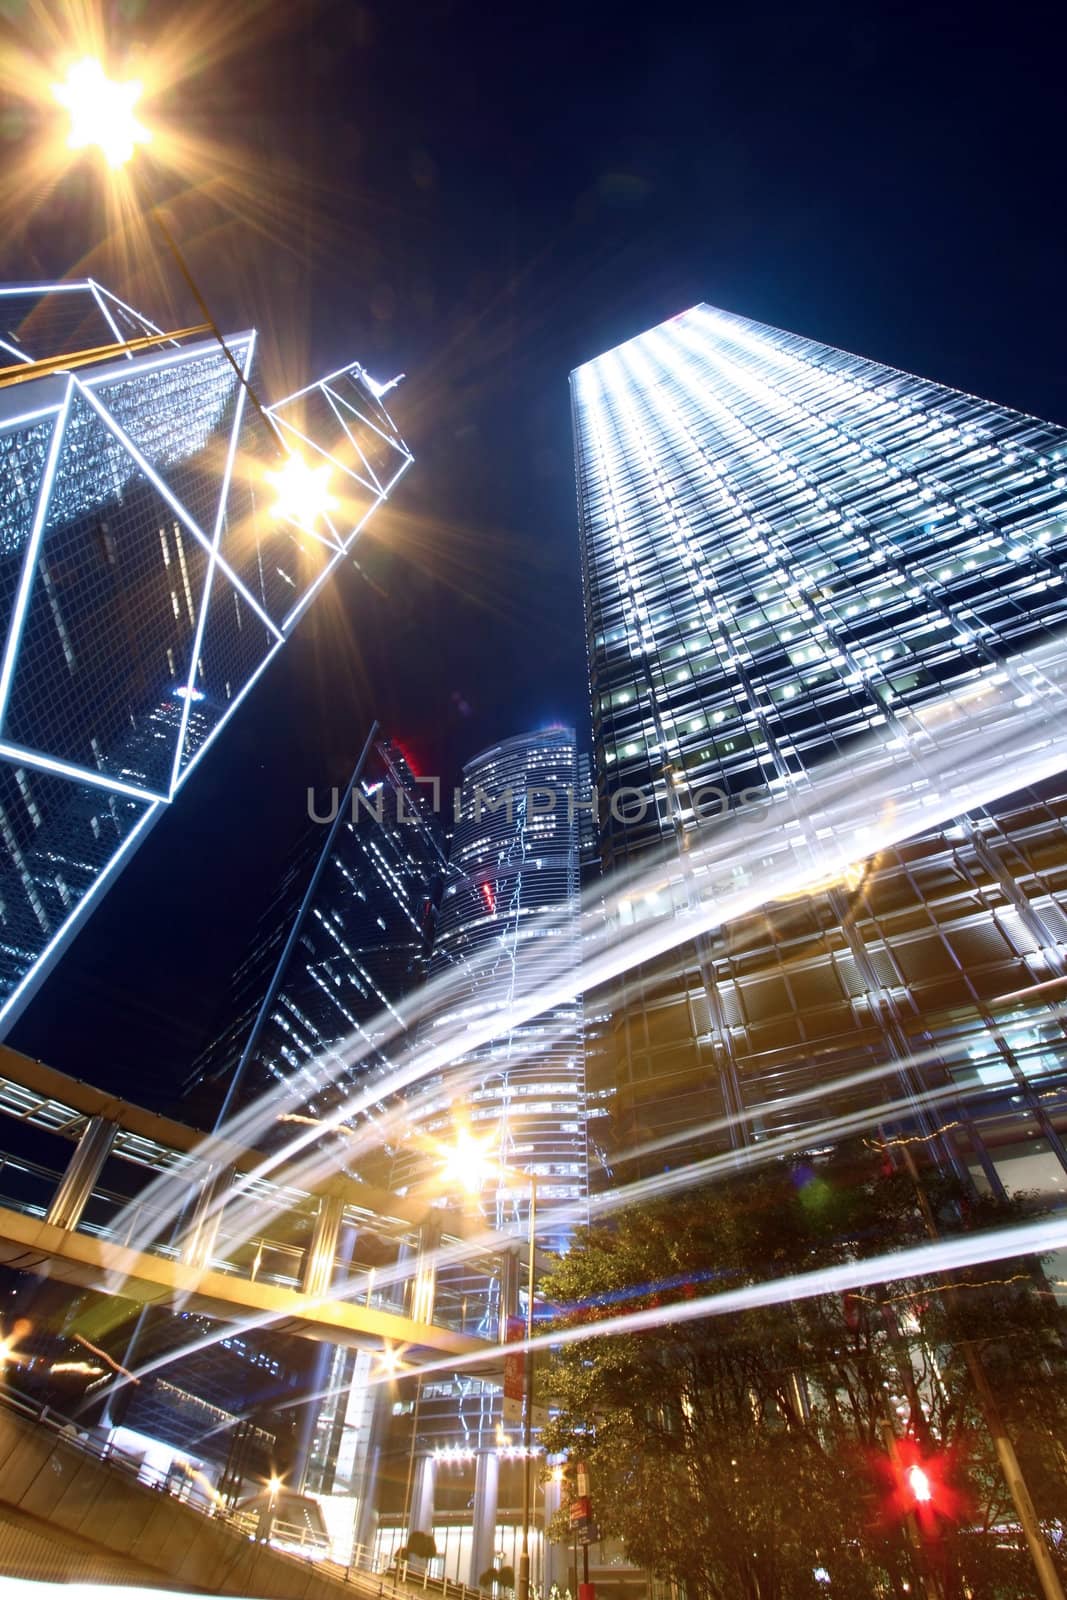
[52,57,150,169]
[267,452,337,534]
[438,1125,501,1196]
[906,1464,933,1505]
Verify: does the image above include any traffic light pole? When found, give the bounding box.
[517,1174,537,1600]
[958,1336,1065,1600]
[879,1419,941,1600]
[900,1145,1065,1600]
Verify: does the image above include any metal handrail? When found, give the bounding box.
[0,1381,498,1600]
[0,1147,504,1331]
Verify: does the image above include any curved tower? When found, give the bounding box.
[396,726,589,1245]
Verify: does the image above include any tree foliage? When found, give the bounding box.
[540,1149,1067,1599]
[404,1530,438,1561]
[480,1564,516,1592]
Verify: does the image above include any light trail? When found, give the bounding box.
[77,629,1067,1375]
[97,1063,1041,1402]
[158,1188,1067,1438]
[369,1210,1067,1392]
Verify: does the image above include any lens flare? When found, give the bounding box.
[266,452,337,534]
[437,1124,501,1196]
[52,57,151,168]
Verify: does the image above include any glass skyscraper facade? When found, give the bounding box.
[393,727,589,1241]
[375,729,588,1592]
[572,304,1067,1196]
[0,281,411,1034]
[186,733,445,1141]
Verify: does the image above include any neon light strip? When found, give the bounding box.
[322,382,410,459]
[0,281,93,296]
[0,338,33,366]
[0,798,162,1035]
[94,280,169,340]
[169,331,257,796]
[269,364,411,458]
[321,385,383,494]
[268,361,365,407]
[0,403,63,432]
[271,413,381,497]
[381,451,414,498]
[293,515,343,553]
[72,379,283,642]
[279,490,388,634]
[0,380,73,731]
[0,742,169,803]
[175,634,286,793]
[87,279,127,355]
[80,334,253,390]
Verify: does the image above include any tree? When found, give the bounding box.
[540,1148,1067,1599]
[480,1564,516,1593]
[407,1530,438,1562]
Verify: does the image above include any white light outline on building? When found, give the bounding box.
[0,338,33,367]
[0,403,64,431]
[87,278,126,352]
[321,383,402,475]
[0,740,170,803]
[272,361,366,406]
[168,328,257,797]
[91,279,170,342]
[269,366,412,456]
[0,294,414,1036]
[269,412,381,500]
[377,447,415,504]
[0,797,162,1026]
[278,457,411,635]
[79,333,253,390]
[0,377,73,731]
[0,281,93,297]
[173,635,286,794]
[72,376,285,643]
[320,384,384,496]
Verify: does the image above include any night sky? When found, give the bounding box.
[2,0,1064,1105]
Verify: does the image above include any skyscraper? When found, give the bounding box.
[186,732,445,1141]
[0,282,411,1032]
[572,305,1067,1196]
[394,727,589,1241]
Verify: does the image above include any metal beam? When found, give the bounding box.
[0,1201,496,1365]
[0,325,212,387]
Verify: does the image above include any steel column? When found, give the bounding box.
[46,1116,116,1232]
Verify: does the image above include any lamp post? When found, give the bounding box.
[49,55,337,540]
[436,1129,540,1600]
[517,1169,537,1600]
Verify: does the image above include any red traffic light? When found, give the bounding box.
[883,1440,965,1533]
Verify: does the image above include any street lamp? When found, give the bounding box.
[266,451,338,538]
[52,56,150,169]
[436,1129,540,1600]
[516,1168,538,1600]
[437,1125,501,1198]
[48,49,331,517]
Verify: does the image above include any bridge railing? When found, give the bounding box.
[0,1135,505,1339]
[0,1380,498,1600]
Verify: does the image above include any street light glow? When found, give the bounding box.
[905,1463,933,1504]
[266,451,337,533]
[52,57,150,169]
[375,1344,409,1379]
[439,1125,500,1196]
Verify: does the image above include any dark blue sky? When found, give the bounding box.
[4,0,1065,1101]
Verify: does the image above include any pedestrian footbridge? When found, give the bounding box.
[0,1044,505,1365]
